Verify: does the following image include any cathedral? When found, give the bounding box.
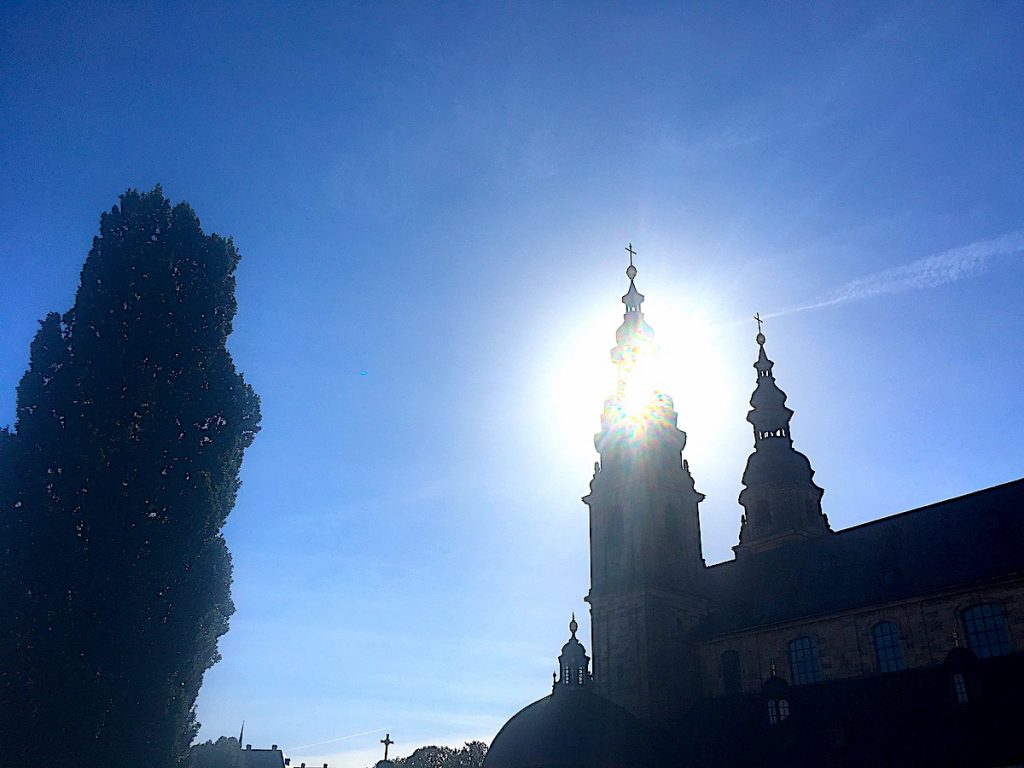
[483,257,1024,767]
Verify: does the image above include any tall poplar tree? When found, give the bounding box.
[0,187,260,767]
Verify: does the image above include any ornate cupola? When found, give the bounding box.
[595,258,687,478]
[736,322,830,554]
[483,615,654,768]
[553,614,593,692]
[584,246,707,723]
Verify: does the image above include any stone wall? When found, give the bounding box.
[697,576,1024,697]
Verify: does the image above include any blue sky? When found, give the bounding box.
[2,2,1023,765]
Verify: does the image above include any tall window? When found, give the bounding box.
[767,698,790,725]
[721,650,741,695]
[788,636,822,685]
[952,672,969,705]
[872,621,906,672]
[962,603,1011,658]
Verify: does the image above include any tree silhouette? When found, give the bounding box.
[380,741,488,768]
[189,736,246,768]
[0,187,260,767]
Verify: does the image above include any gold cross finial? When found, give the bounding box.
[625,243,637,280]
[754,312,766,345]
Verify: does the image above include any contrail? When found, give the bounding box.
[285,728,387,753]
[764,229,1024,319]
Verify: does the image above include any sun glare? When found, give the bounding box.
[619,353,659,418]
[542,286,742,476]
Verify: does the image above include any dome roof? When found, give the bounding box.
[484,688,653,768]
[484,615,654,768]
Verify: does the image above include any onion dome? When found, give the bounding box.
[737,323,830,553]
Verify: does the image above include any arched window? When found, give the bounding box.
[767,698,790,725]
[962,604,1010,658]
[872,621,906,672]
[721,650,741,695]
[788,636,822,685]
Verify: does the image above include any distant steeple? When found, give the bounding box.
[553,613,592,692]
[736,322,830,554]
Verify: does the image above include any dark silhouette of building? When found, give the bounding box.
[241,743,289,768]
[486,615,654,768]
[485,257,1024,767]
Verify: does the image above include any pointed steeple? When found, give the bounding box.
[736,323,830,554]
[553,613,592,692]
[607,253,657,427]
[584,247,707,722]
[597,248,687,453]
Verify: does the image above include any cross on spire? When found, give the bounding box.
[754,312,765,335]
[624,243,638,282]
[381,734,394,761]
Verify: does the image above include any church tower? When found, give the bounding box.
[584,250,707,722]
[735,325,830,554]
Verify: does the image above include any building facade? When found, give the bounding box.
[485,258,1024,767]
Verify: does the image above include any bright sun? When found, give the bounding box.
[544,290,740,474]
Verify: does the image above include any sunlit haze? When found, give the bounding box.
[2,3,1023,767]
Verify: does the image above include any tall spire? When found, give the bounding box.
[736,321,830,554]
[600,247,673,438]
[584,247,707,722]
